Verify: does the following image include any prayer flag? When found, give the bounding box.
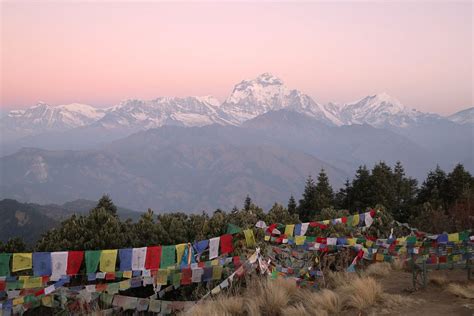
[284,224,295,237]
[295,236,306,246]
[192,268,204,283]
[23,277,42,289]
[209,237,220,260]
[227,223,242,234]
[365,212,374,227]
[300,223,309,236]
[220,234,233,255]
[33,252,51,277]
[0,253,11,276]
[119,249,133,271]
[160,245,175,269]
[175,244,186,265]
[212,265,223,280]
[132,247,147,271]
[51,252,68,281]
[145,246,161,270]
[244,229,256,247]
[85,250,101,274]
[12,253,32,272]
[67,251,83,275]
[352,214,360,226]
[100,250,117,273]
[156,269,169,285]
[448,233,459,242]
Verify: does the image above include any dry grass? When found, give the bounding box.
[447,283,474,299]
[429,274,449,287]
[363,262,392,278]
[338,276,383,310]
[186,266,424,316]
[391,257,405,271]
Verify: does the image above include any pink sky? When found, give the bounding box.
[1,1,472,114]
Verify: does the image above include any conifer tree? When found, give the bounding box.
[417,165,447,210]
[287,195,297,215]
[94,195,118,217]
[244,195,252,211]
[445,164,472,206]
[297,175,318,221]
[314,169,334,212]
[335,179,351,210]
[393,161,418,222]
[349,165,373,212]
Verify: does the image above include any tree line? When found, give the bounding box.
[0,162,472,253]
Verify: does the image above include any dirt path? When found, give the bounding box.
[375,269,473,316]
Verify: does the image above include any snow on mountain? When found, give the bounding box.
[220,73,334,125]
[96,96,230,129]
[1,102,106,134]
[447,107,474,125]
[337,93,436,128]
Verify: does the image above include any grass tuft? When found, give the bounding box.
[447,283,474,299]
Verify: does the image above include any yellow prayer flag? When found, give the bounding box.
[295,236,306,246]
[211,259,219,266]
[176,244,187,265]
[12,253,32,272]
[19,276,30,281]
[13,297,24,306]
[365,240,374,248]
[212,265,223,280]
[264,235,270,241]
[375,253,384,262]
[41,295,53,307]
[100,250,117,273]
[322,220,330,225]
[284,224,295,237]
[119,280,131,290]
[448,233,459,242]
[244,229,256,247]
[352,214,359,226]
[23,277,43,289]
[122,271,132,279]
[156,269,169,285]
[347,238,356,246]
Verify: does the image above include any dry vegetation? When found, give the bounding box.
[184,263,421,316]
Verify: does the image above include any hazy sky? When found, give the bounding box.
[1,1,472,114]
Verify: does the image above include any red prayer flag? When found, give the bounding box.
[105,272,115,280]
[145,246,162,270]
[181,268,192,285]
[220,234,234,254]
[233,256,241,268]
[0,281,5,291]
[341,217,348,224]
[67,251,84,275]
[34,289,45,297]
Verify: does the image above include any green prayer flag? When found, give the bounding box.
[0,253,11,276]
[226,223,242,234]
[85,250,101,273]
[172,272,181,286]
[459,231,469,241]
[306,236,316,243]
[160,246,176,269]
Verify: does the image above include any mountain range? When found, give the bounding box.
[0,73,472,211]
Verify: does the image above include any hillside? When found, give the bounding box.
[0,199,140,244]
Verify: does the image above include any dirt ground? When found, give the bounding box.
[373,269,473,316]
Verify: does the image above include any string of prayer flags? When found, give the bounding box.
[32,253,51,277]
[244,229,256,247]
[284,224,295,237]
[160,246,175,269]
[220,234,234,254]
[209,237,220,259]
[12,253,32,273]
[145,246,161,270]
[100,250,117,273]
[66,251,83,275]
[132,247,147,271]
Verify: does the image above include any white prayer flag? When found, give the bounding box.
[300,223,309,236]
[209,237,220,260]
[327,238,337,246]
[51,252,68,281]
[132,247,147,271]
[365,212,374,227]
[191,268,204,283]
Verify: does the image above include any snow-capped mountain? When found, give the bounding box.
[1,102,105,137]
[96,96,230,129]
[336,93,438,128]
[447,107,474,125]
[220,73,334,125]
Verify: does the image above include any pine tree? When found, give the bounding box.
[417,165,447,210]
[244,195,252,211]
[287,195,297,215]
[94,195,118,217]
[297,175,318,221]
[349,165,373,212]
[314,169,334,212]
[371,161,396,213]
[335,179,351,210]
[445,164,472,206]
[393,161,418,222]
